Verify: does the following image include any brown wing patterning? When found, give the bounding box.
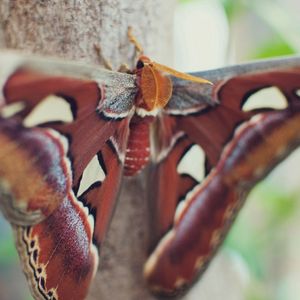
[0,64,131,300]
[144,67,300,295]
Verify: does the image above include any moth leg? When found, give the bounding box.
[127,26,144,57]
[94,43,113,70]
[118,63,131,73]
[95,27,143,72]
[94,44,131,73]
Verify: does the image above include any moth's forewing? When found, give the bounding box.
[146,57,300,294]
[0,52,135,300]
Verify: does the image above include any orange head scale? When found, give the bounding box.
[134,55,212,113]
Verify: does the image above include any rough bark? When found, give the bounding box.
[0,1,175,300]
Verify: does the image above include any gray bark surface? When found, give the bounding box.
[0,1,175,300]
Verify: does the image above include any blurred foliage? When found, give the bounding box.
[219,0,245,20]
[225,183,298,275]
[0,220,17,266]
[247,1,299,59]
[179,0,299,59]
[0,219,33,299]
[224,182,299,300]
[252,36,295,59]
[0,238,17,266]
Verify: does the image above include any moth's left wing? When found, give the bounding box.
[145,56,300,294]
[0,52,136,300]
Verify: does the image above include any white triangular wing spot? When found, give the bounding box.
[177,144,206,182]
[23,95,74,127]
[296,89,300,98]
[0,101,25,118]
[242,86,288,111]
[77,155,106,198]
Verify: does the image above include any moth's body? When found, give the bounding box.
[123,56,161,176]
[124,55,210,176]
[1,50,300,300]
[123,114,152,176]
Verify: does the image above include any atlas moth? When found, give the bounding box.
[0,30,300,300]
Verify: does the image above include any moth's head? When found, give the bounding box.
[134,55,173,114]
[134,55,212,114]
[136,55,152,70]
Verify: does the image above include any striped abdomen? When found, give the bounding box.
[124,116,154,176]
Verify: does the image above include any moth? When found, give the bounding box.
[0,47,300,300]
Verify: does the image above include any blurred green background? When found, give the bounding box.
[1,0,300,300]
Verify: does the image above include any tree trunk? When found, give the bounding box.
[0,1,175,300]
